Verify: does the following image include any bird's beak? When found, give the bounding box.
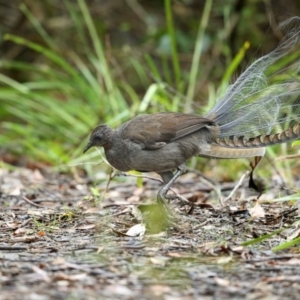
[83,141,92,154]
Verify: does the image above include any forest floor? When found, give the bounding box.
[0,166,300,300]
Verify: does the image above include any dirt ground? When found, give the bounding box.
[0,167,300,300]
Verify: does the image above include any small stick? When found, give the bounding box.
[22,196,45,208]
[222,171,250,205]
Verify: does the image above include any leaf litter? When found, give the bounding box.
[0,166,300,299]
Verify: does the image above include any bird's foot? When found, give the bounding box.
[156,166,187,219]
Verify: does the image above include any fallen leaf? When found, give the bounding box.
[125,224,145,237]
[76,224,96,230]
[249,203,265,219]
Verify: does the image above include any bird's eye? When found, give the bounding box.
[93,136,102,142]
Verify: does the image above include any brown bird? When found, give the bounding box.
[83,17,300,202]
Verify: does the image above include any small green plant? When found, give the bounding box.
[32,216,60,233]
[90,187,101,204]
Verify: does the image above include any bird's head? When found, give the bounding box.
[83,125,112,153]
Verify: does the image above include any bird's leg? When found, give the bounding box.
[157,164,186,204]
[248,156,263,191]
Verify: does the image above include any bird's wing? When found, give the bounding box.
[119,112,216,150]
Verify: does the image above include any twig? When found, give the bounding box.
[100,167,114,202]
[22,196,46,208]
[117,172,190,203]
[198,176,223,206]
[276,154,300,161]
[116,172,163,184]
[222,171,250,205]
[0,246,27,251]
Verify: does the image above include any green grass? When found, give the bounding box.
[0,0,137,166]
[0,0,219,170]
